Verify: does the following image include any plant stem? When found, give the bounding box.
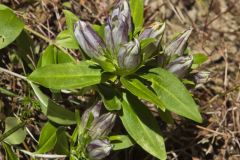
[24,25,69,55]
[0,67,27,81]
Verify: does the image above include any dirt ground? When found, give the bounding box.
[0,0,239,159]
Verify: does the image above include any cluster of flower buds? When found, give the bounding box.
[86,139,113,160]
[80,102,116,139]
[74,0,208,80]
[80,102,116,159]
[163,28,210,82]
[74,0,142,73]
[105,0,132,52]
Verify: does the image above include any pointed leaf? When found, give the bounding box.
[37,122,57,153]
[56,30,79,49]
[129,0,144,34]
[28,61,102,89]
[97,84,122,111]
[141,68,202,123]
[120,77,165,110]
[54,128,69,155]
[63,10,78,32]
[109,135,134,150]
[120,92,166,160]
[37,45,75,68]
[47,99,76,125]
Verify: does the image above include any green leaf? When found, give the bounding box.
[55,30,79,49]
[55,10,79,49]
[129,0,144,34]
[54,128,69,155]
[120,92,166,160]
[120,77,165,111]
[47,99,76,125]
[158,109,174,124]
[57,49,76,64]
[29,82,48,113]
[140,38,156,49]
[63,10,78,32]
[37,45,75,68]
[29,82,76,125]
[141,68,202,123]
[109,135,134,150]
[97,84,122,111]
[37,45,57,68]
[92,24,105,39]
[3,117,27,145]
[37,122,57,153]
[0,4,24,49]
[2,142,19,160]
[192,53,208,69]
[28,61,102,89]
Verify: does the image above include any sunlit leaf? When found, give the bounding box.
[141,68,202,123]
[28,61,102,89]
[120,77,165,110]
[129,0,144,34]
[37,122,57,153]
[120,92,166,159]
[56,30,79,49]
[109,135,134,150]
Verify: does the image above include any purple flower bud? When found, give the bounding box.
[105,0,132,52]
[165,28,193,57]
[89,112,116,139]
[194,71,210,84]
[74,20,106,59]
[139,22,165,41]
[87,139,112,160]
[113,0,132,33]
[166,55,193,78]
[117,39,141,70]
[81,102,102,129]
[139,22,165,60]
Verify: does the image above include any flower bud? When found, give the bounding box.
[139,22,165,60]
[87,139,112,160]
[81,102,102,129]
[112,0,132,32]
[139,22,165,41]
[194,71,210,84]
[74,20,106,59]
[117,39,141,71]
[166,55,193,78]
[105,0,131,52]
[164,28,193,57]
[89,112,116,139]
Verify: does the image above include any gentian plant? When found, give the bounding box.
[0,0,209,159]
